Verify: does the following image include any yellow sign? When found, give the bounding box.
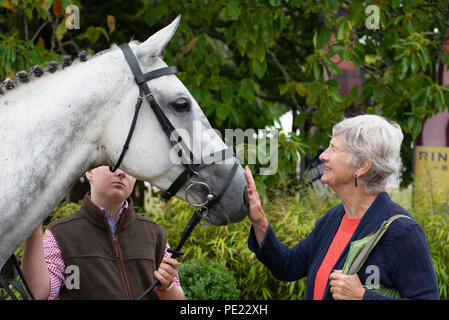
[414,145,449,188]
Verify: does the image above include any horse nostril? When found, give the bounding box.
[243,185,249,207]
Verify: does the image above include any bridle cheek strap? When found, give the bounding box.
[110,44,178,173]
[109,89,143,173]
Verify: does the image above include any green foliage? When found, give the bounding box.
[2,0,448,193]
[0,32,59,77]
[420,211,449,300]
[410,181,449,299]
[242,130,309,200]
[47,201,82,223]
[0,0,116,77]
[178,257,240,300]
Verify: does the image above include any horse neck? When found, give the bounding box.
[0,51,124,266]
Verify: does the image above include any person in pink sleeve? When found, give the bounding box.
[21,166,185,300]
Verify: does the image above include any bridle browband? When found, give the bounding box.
[112,43,240,299]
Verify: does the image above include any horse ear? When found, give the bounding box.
[135,15,181,59]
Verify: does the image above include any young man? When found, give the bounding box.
[22,166,185,300]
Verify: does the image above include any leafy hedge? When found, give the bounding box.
[408,182,449,299]
[178,258,240,300]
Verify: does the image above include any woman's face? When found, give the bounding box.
[319,134,355,190]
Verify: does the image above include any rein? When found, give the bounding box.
[137,209,203,300]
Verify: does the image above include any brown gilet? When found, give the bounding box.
[48,194,166,300]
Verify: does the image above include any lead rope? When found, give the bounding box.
[137,208,204,300]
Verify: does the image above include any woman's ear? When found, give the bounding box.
[357,159,373,177]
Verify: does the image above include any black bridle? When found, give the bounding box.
[112,43,240,299]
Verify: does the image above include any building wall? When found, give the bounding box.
[421,27,449,147]
[422,110,449,147]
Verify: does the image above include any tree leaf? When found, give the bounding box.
[86,26,100,43]
[107,15,116,33]
[295,82,308,97]
[328,88,342,102]
[52,0,63,16]
[348,84,359,99]
[186,36,198,52]
[410,54,418,73]
[56,19,67,41]
[279,82,293,96]
[436,90,445,113]
[255,37,265,62]
[216,103,230,120]
[326,79,339,88]
[337,21,345,40]
[313,63,321,80]
[1,0,17,12]
[327,44,343,57]
[252,59,266,79]
[221,83,233,103]
[400,57,408,79]
[411,88,426,109]
[326,0,340,11]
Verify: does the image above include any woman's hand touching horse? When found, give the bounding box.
[244,166,269,246]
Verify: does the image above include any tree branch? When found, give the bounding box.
[23,10,28,41]
[280,32,314,50]
[415,4,449,27]
[267,49,303,114]
[61,39,81,52]
[359,62,396,95]
[31,21,49,43]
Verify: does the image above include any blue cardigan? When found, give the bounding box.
[248,192,440,300]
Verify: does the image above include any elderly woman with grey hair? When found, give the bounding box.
[245,114,439,300]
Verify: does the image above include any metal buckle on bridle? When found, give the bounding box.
[198,206,210,228]
[185,172,215,206]
[184,171,215,227]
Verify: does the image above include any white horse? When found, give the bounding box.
[0,16,248,268]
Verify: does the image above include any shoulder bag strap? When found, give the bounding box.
[347,214,411,275]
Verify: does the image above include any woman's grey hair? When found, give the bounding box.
[332,114,404,194]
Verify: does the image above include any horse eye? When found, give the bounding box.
[171,97,191,112]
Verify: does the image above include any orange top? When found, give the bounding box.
[313,214,362,300]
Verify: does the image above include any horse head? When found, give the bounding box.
[99,16,249,225]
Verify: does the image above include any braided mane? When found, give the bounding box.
[0,50,91,96]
